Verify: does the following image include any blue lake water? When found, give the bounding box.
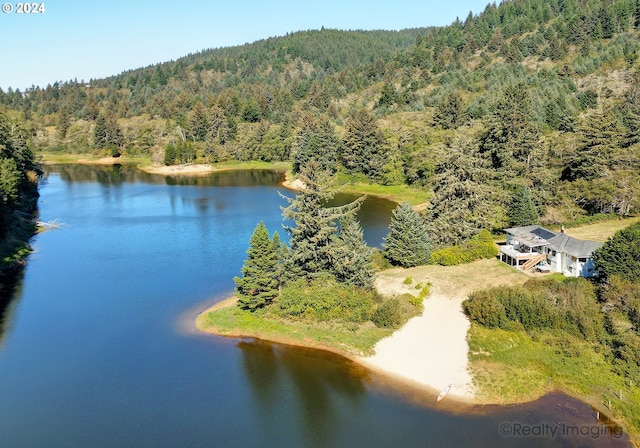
[0,164,629,447]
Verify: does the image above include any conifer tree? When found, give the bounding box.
[433,91,465,129]
[330,216,374,289]
[234,221,281,310]
[480,83,539,180]
[594,221,640,282]
[562,108,623,181]
[508,186,539,227]
[342,108,386,181]
[57,108,71,140]
[292,118,340,174]
[426,137,503,246]
[281,161,363,281]
[383,202,431,268]
[186,101,208,142]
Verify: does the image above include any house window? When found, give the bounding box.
[579,258,587,263]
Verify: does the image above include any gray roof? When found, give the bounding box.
[505,225,603,258]
[547,233,603,258]
[504,225,556,248]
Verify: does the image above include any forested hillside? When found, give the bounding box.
[3,0,640,246]
[0,111,40,268]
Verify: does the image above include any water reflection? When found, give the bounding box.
[0,268,25,348]
[45,164,286,188]
[238,340,369,447]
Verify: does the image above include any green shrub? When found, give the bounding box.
[273,275,376,323]
[465,277,604,341]
[418,283,431,300]
[430,230,498,266]
[372,298,402,328]
[403,276,413,285]
[370,248,391,271]
[463,291,507,328]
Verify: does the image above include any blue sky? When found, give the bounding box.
[0,0,491,90]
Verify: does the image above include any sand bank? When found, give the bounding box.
[139,164,217,175]
[358,290,475,401]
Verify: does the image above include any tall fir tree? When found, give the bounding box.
[426,137,505,246]
[57,108,71,140]
[508,186,539,227]
[433,91,466,130]
[292,117,341,174]
[330,216,374,289]
[342,108,386,181]
[480,83,539,182]
[281,161,363,281]
[562,107,624,181]
[383,202,431,268]
[234,221,281,310]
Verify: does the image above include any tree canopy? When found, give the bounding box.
[594,221,640,283]
[383,202,431,267]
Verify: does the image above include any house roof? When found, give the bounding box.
[504,225,555,247]
[547,233,603,258]
[505,225,603,258]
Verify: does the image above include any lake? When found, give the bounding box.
[0,164,629,447]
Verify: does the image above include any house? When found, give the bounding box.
[499,225,603,278]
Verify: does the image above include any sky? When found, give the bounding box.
[0,0,492,90]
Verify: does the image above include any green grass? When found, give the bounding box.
[197,304,394,356]
[334,172,430,206]
[38,151,150,165]
[563,216,640,242]
[206,160,290,171]
[468,324,640,444]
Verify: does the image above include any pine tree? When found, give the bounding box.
[281,161,363,281]
[234,221,281,310]
[433,91,466,130]
[330,216,374,289]
[186,101,208,142]
[426,137,504,246]
[594,222,640,282]
[93,113,124,155]
[292,118,340,174]
[383,202,431,268]
[480,83,539,181]
[57,108,71,140]
[342,108,386,181]
[508,186,539,227]
[562,108,623,181]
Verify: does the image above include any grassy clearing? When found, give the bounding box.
[468,324,640,443]
[37,151,150,165]
[375,258,530,298]
[564,216,640,242]
[196,303,394,356]
[206,160,290,172]
[334,172,430,206]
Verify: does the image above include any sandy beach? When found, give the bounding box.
[195,259,529,403]
[140,164,217,175]
[358,289,475,401]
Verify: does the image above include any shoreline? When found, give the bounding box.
[194,296,465,403]
[193,293,638,433]
[192,259,629,414]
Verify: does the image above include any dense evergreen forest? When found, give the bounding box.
[3,0,640,247]
[0,110,40,269]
